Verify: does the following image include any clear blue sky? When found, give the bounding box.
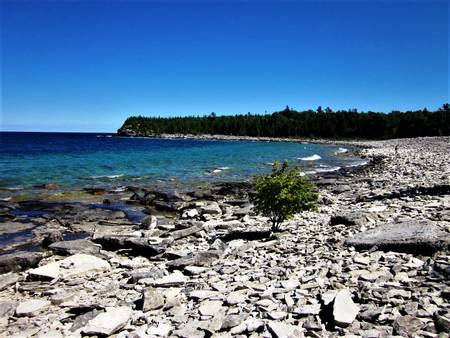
[1,1,448,132]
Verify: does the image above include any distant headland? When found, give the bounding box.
[118,104,450,140]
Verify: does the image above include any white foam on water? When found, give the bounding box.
[298,154,321,161]
[88,174,124,179]
[336,147,348,154]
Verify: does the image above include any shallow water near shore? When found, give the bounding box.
[0,132,365,199]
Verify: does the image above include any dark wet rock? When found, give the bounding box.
[49,239,101,256]
[346,221,450,254]
[92,235,172,257]
[153,200,186,212]
[40,229,64,247]
[167,250,222,270]
[36,183,59,190]
[152,189,187,202]
[330,210,371,227]
[0,251,43,274]
[83,187,107,195]
[0,221,36,236]
[332,184,352,194]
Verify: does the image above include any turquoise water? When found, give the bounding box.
[0,132,364,197]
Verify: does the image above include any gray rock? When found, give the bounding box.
[82,306,132,336]
[201,202,222,215]
[139,215,158,230]
[330,210,370,227]
[0,300,16,318]
[15,299,51,317]
[49,239,101,256]
[0,251,43,274]
[93,234,172,256]
[141,288,165,311]
[167,250,221,269]
[0,272,21,291]
[345,221,450,253]
[393,315,425,337]
[28,254,110,280]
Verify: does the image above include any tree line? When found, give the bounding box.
[117,104,450,139]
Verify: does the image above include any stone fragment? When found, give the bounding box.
[142,288,165,311]
[198,300,224,316]
[0,251,43,273]
[0,272,21,290]
[28,254,110,280]
[393,315,425,337]
[150,270,188,287]
[139,215,158,230]
[201,202,222,215]
[15,299,51,317]
[333,290,359,327]
[49,239,101,255]
[147,323,172,337]
[345,221,450,253]
[167,250,221,269]
[267,321,303,337]
[0,300,16,318]
[295,304,321,315]
[82,306,132,336]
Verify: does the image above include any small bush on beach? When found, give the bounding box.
[251,161,318,232]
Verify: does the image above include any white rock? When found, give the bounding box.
[267,321,303,337]
[151,271,188,287]
[201,202,222,215]
[295,304,321,315]
[147,323,172,337]
[198,300,224,316]
[28,254,110,280]
[16,299,51,317]
[333,290,359,327]
[83,306,132,336]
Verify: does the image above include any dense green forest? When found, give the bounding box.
[118,104,450,139]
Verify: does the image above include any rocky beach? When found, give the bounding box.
[0,136,449,338]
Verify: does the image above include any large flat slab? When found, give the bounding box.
[345,221,450,254]
[28,254,110,280]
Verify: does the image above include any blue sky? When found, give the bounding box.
[1,1,449,132]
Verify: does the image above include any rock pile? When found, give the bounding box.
[0,136,449,337]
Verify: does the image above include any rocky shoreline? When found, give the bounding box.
[0,136,449,338]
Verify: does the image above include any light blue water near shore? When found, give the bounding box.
[0,132,365,197]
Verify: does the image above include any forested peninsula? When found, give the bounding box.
[118,104,450,139]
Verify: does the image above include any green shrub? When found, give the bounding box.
[250,161,318,232]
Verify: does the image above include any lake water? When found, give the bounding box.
[0,132,365,198]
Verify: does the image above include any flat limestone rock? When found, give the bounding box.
[345,221,450,254]
[16,299,51,317]
[82,306,132,336]
[333,290,359,327]
[28,254,110,280]
[49,239,101,256]
[267,321,303,338]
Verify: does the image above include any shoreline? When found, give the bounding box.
[0,136,449,337]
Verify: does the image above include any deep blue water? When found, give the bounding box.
[0,132,365,197]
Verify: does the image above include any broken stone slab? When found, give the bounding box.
[393,315,425,337]
[28,254,110,280]
[92,234,172,256]
[48,239,101,256]
[0,272,21,291]
[147,270,189,287]
[140,288,165,311]
[330,210,371,227]
[266,321,303,338]
[333,289,359,327]
[82,306,132,336]
[0,300,17,318]
[198,300,224,317]
[200,202,222,215]
[0,251,43,274]
[166,225,203,241]
[167,250,221,270]
[345,221,450,254]
[138,215,158,230]
[15,299,51,317]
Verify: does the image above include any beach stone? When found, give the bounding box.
[142,288,165,311]
[28,254,110,280]
[167,250,221,269]
[333,290,359,327]
[82,306,132,336]
[0,272,21,291]
[393,315,425,337]
[150,270,188,287]
[0,251,43,273]
[201,202,222,215]
[15,299,51,317]
[267,321,303,337]
[49,239,101,255]
[345,221,450,253]
[139,215,158,230]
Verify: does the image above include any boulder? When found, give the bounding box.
[49,239,101,256]
[92,235,172,257]
[393,315,425,337]
[330,210,370,227]
[332,289,359,327]
[345,221,450,254]
[28,254,110,280]
[201,202,222,215]
[0,251,43,274]
[82,306,132,336]
[151,189,186,202]
[267,321,303,337]
[0,272,21,291]
[167,250,221,270]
